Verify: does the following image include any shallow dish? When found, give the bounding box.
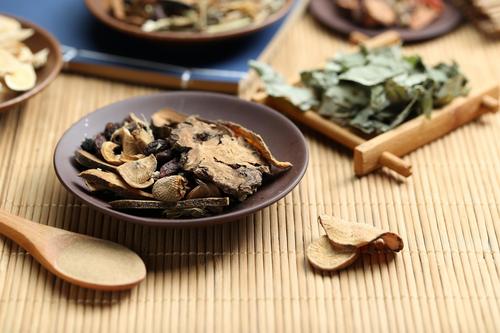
[85,0,294,43]
[0,14,62,113]
[54,92,308,227]
[309,0,462,43]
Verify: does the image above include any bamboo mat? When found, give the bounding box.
[1,15,500,332]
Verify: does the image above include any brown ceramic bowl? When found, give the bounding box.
[309,0,462,43]
[0,14,62,113]
[85,0,294,43]
[54,92,308,227]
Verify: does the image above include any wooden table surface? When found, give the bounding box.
[1,12,500,333]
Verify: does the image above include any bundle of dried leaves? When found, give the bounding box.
[306,215,404,272]
[110,0,286,34]
[0,15,49,102]
[337,0,444,30]
[251,45,469,135]
[76,108,292,218]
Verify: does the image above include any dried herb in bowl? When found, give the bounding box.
[110,0,286,34]
[75,108,292,219]
[251,45,469,135]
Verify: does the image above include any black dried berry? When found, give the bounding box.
[103,122,120,140]
[80,138,97,154]
[144,139,169,155]
[94,134,106,151]
[155,149,174,165]
[159,158,180,178]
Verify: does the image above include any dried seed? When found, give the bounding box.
[74,149,117,172]
[117,154,157,188]
[319,214,404,252]
[152,175,188,202]
[143,139,169,155]
[159,158,180,178]
[306,236,359,271]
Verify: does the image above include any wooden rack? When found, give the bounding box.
[253,32,500,177]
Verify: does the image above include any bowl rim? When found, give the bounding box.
[53,91,309,227]
[0,13,63,112]
[84,0,294,43]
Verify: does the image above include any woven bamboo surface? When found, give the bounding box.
[1,14,500,332]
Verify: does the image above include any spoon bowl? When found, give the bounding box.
[0,209,146,291]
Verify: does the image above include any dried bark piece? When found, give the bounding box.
[363,0,396,26]
[152,175,188,202]
[172,117,270,200]
[117,155,157,189]
[221,121,293,173]
[74,149,117,172]
[319,214,404,252]
[79,169,154,200]
[410,5,440,30]
[110,197,229,210]
[306,236,360,271]
[100,141,123,166]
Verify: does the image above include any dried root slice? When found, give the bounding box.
[220,121,293,173]
[319,214,404,252]
[112,127,142,156]
[117,154,157,189]
[0,15,22,33]
[186,180,221,199]
[131,127,154,151]
[152,175,188,202]
[100,141,123,165]
[74,149,117,172]
[110,197,229,210]
[306,236,359,271]
[4,63,36,91]
[79,169,154,200]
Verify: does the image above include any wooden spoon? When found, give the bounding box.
[0,209,146,291]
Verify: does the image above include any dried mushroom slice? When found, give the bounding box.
[117,154,157,189]
[100,141,123,165]
[319,215,404,252]
[79,169,154,200]
[152,175,188,202]
[306,236,359,271]
[112,127,143,157]
[151,108,187,128]
[220,121,293,173]
[74,149,117,172]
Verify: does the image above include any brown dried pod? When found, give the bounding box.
[74,149,117,172]
[319,214,404,252]
[306,236,359,271]
[186,180,221,199]
[79,169,154,200]
[152,175,188,202]
[117,154,157,189]
[100,141,123,166]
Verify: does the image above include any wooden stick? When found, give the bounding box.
[353,84,500,175]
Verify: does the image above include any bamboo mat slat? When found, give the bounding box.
[0,16,500,332]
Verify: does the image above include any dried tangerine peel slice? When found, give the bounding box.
[100,141,123,165]
[306,236,359,271]
[319,214,404,252]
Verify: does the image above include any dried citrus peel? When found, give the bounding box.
[306,214,404,272]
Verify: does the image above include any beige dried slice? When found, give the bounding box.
[117,154,157,189]
[120,153,145,163]
[151,108,187,127]
[363,0,396,26]
[0,28,34,46]
[319,214,404,252]
[0,49,22,75]
[220,121,293,173]
[131,127,154,151]
[410,5,440,30]
[306,236,359,271]
[4,63,36,91]
[112,127,142,156]
[79,169,154,200]
[0,15,22,33]
[152,175,188,202]
[186,180,221,199]
[74,149,117,172]
[100,141,123,166]
[15,45,33,63]
[32,48,49,68]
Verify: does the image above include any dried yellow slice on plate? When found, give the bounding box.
[117,154,157,189]
[0,15,22,33]
[4,63,36,91]
[306,236,359,271]
[319,214,404,252]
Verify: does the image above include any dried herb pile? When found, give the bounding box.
[0,15,49,102]
[251,45,469,135]
[336,0,444,30]
[110,0,286,34]
[76,108,292,218]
